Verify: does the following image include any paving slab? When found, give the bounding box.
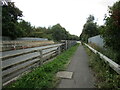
[56,71,73,79]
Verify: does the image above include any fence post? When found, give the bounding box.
[70,41,72,48]
[57,46,61,55]
[0,5,2,90]
[67,40,69,49]
[65,40,68,50]
[61,44,64,52]
[0,58,2,90]
[38,50,43,65]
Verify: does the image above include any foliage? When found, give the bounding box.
[5,44,79,89]
[51,24,79,41]
[32,24,79,41]
[88,43,120,64]
[51,24,66,41]
[86,15,95,23]
[30,27,52,40]
[101,1,120,63]
[80,15,99,43]
[85,45,120,88]
[17,20,33,37]
[68,34,79,40]
[2,2,23,39]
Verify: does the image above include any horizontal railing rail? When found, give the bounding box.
[85,43,120,74]
[0,40,55,52]
[0,44,63,59]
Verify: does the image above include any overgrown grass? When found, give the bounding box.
[84,45,120,88]
[5,44,79,89]
[88,43,120,64]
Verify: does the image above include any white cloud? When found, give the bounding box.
[12,0,118,36]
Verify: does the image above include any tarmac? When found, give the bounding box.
[57,45,95,88]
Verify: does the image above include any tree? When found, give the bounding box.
[51,24,68,41]
[101,1,120,63]
[86,15,94,22]
[31,27,51,39]
[18,20,33,37]
[2,2,23,39]
[80,15,99,42]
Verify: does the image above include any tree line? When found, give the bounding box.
[2,1,79,41]
[80,0,120,64]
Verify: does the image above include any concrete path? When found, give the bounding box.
[57,45,95,88]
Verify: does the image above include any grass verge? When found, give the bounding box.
[5,44,79,89]
[84,45,120,88]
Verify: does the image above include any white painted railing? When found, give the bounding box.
[85,43,120,74]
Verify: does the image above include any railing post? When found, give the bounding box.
[57,46,61,55]
[0,4,2,90]
[0,58,2,90]
[61,44,65,52]
[65,40,68,50]
[67,40,69,49]
[38,50,43,65]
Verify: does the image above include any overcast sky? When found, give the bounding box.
[12,0,118,36]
